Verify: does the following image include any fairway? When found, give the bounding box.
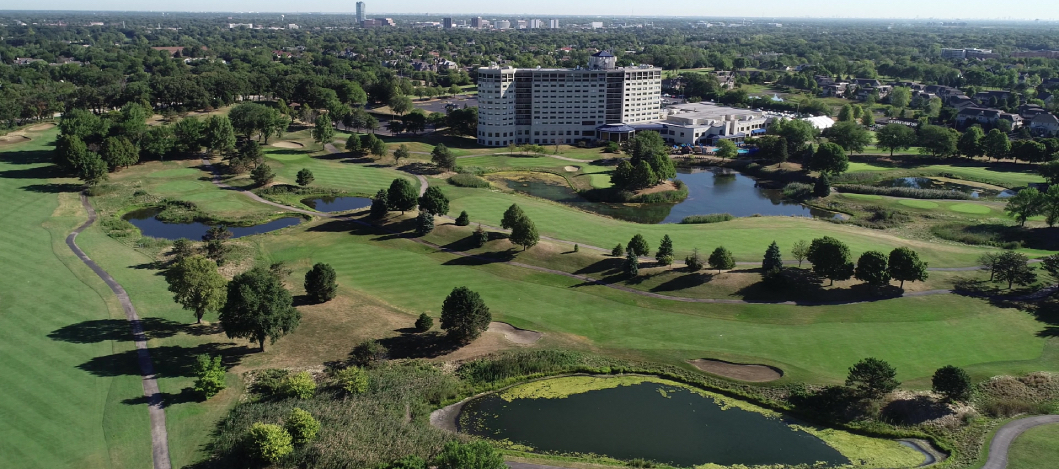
[950,203,993,214]
[897,199,939,209]
[1006,424,1059,469]
[0,129,152,469]
[846,161,1044,188]
[262,133,418,196]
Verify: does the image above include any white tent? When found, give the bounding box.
[801,115,836,130]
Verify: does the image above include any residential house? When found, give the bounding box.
[821,83,848,97]
[972,90,1015,107]
[955,107,1022,129]
[1029,113,1059,136]
[856,85,891,101]
[14,57,45,65]
[1018,104,1049,120]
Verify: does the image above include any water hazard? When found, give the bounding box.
[301,196,372,212]
[459,379,848,467]
[123,208,302,240]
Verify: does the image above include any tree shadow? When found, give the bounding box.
[880,395,954,425]
[650,272,713,292]
[0,164,61,180]
[0,148,54,166]
[20,182,84,193]
[400,161,443,175]
[122,386,201,406]
[374,330,462,360]
[76,342,253,379]
[49,318,198,343]
[573,258,624,276]
[441,249,515,266]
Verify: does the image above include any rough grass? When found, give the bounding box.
[447,173,491,188]
[836,184,972,200]
[680,213,735,224]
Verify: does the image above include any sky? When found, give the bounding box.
[4,0,1058,21]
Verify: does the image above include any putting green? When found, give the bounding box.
[586,173,613,188]
[950,203,992,214]
[898,199,940,209]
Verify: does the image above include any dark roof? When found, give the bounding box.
[592,50,615,57]
[597,123,634,132]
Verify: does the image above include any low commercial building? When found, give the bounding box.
[651,103,770,145]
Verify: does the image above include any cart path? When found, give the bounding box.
[68,194,172,469]
[981,414,1059,469]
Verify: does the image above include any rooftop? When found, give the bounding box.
[663,102,764,126]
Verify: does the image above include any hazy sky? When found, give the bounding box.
[6,0,1058,20]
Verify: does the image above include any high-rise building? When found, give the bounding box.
[470,17,483,28]
[355,2,366,23]
[528,19,543,29]
[516,20,527,29]
[475,51,663,147]
[495,20,511,29]
[549,19,560,28]
[442,17,454,29]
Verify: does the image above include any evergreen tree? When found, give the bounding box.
[631,160,657,189]
[762,241,783,271]
[612,243,625,257]
[627,234,650,257]
[455,211,470,226]
[708,246,735,273]
[685,248,704,271]
[418,186,450,215]
[296,168,314,186]
[656,234,674,266]
[415,313,434,332]
[440,286,491,343]
[473,225,489,247]
[932,365,972,401]
[814,173,831,197]
[370,189,389,219]
[623,248,639,277]
[303,263,337,304]
[846,357,899,398]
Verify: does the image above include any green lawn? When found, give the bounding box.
[845,160,1045,188]
[261,215,1054,384]
[1007,423,1059,469]
[440,185,995,267]
[0,128,152,469]
[262,133,418,197]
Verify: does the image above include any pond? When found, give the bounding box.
[123,208,302,241]
[301,196,372,212]
[882,177,1011,198]
[458,377,850,467]
[493,169,837,224]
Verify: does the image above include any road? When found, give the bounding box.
[981,414,1059,469]
[68,194,172,469]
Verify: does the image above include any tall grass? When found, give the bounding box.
[835,184,972,200]
[680,213,734,224]
[447,173,491,188]
[782,182,814,200]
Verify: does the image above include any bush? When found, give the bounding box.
[604,141,621,153]
[415,211,434,236]
[473,225,489,247]
[251,163,276,186]
[685,248,704,271]
[456,350,586,385]
[680,213,734,224]
[415,313,434,332]
[351,340,389,367]
[448,173,491,188]
[304,263,337,304]
[782,182,814,200]
[250,369,290,396]
[281,371,316,399]
[285,408,319,445]
[193,354,226,399]
[334,366,369,394]
[835,184,972,199]
[455,211,470,226]
[171,238,195,261]
[247,422,293,464]
[434,440,506,469]
[932,365,972,401]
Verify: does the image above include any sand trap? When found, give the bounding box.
[488,322,542,344]
[689,359,783,382]
[271,141,304,149]
[26,123,55,131]
[564,165,580,172]
[0,135,30,145]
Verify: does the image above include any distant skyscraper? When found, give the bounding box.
[495,20,511,29]
[471,17,483,29]
[356,2,366,23]
[549,19,560,29]
[442,17,454,29]
[528,19,542,29]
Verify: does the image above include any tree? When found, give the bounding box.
[957,126,985,158]
[431,143,456,170]
[875,124,916,157]
[501,204,526,230]
[251,163,275,186]
[78,152,109,186]
[509,214,539,251]
[1042,254,1059,284]
[304,263,337,304]
[171,239,195,261]
[807,236,855,285]
[392,144,410,166]
[203,115,236,155]
[247,423,293,464]
[825,121,872,156]
[715,139,739,160]
[993,251,1037,289]
[769,118,818,155]
[627,234,650,257]
[809,142,849,175]
[101,136,139,170]
[656,235,675,266]
[685,248,705,271]
[350,340,389,367]
[440,286,491,343]
[345,132,363,155]
[612,243,625,257]
[434,440,506,469]
[285,408,320,445]
[708,246,735,273]
[1010,140,1047,164]
[311,114,334,148]
[387,178,418,214]
[631,160,658,188]
[419,186,450,215]
[164,255,227,323]
[336,366,369,394]
[370,135,387,159]
[173,116,205,154]
[917,125,959,158]
[296,168,314,187]
[1039,161,1059,185]
[756,135,788,163]
[415,210,435,236]
[370,189,389,219]
[814,173,832,197]
[623,248,639,277]
[1005,188,1043,226]
[219,267,300,351]
[837,104,854,122]
[888,248,928,289]
[860,111,875,127]
[932,365,972,401]
[193,354,226,399]
[54,134,89,174]
[762,241,783,271]
[855,251,891,289]
[846,358,900,398]
[415,313,433,332]
[473,225,489,247]
[389,94,413,117]
[981,129,1010,161]
[791,240,810,268]
[455,211,470,226]
[1043,185,1059,228]
[890,87,912,109]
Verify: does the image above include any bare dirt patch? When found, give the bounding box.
[26,123,56,132]
[488,321,543,344]
[434,322,543,362]
[271,141,305,149]
[633,180,678,196]
[688,358,783,382]
[564,165,580,172]
[0,133,30,145]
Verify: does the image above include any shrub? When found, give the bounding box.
[932,365,972,401]
[448,173,491,188]
[846,357,899,398]
[685,248,704,271]
[433,440,506,469]
[304,263,337,304]
[473,225,489,247]
[455,211,470,226]
[334,366,369,394]
[193,354,226,399]
[835,184,972,199]
[383,456,428,469]
[351,340,389,367]
[285,408,320,445]
[680,213,734,224]
[281,371,316,399]
[250,163,275,186]
[171,238,195,261]
[604,141,621,153]
[250,369,290,396]
[415,313,433,332]
[783,182,814,200]
[247,422,293,463]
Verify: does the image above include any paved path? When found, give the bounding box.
[981,415,1059,469]
[68,194,172,469]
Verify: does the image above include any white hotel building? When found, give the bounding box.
[475,51,663,146]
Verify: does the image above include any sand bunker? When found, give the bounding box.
[689,359,783,382]
[271,141,305,149]
[0,134,30,145]
[564,165,580,172]
[26,123,56,132]
[488,322,542,344]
